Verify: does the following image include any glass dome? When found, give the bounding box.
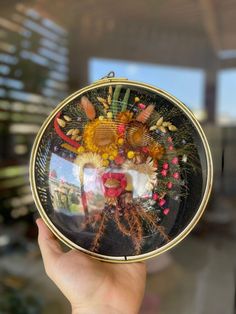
[30,78,213,262]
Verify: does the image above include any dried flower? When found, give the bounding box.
[126,121,149,147]
[102,173,127,198]
[172,157,179,165]
[163,208,170,215]
[83,119,118,155]
[77,146,85,153]
[117,111,133,123]
[136,104,154,123]
[138,103,146,110]
[102,153,109,159]
[149,143,165,160]
[118,138,124,145]
[117,123,126,134]
[161,169,167,177]
[103,159,109,167]
[173,172,180,179]
[127,151,135,159]
[162,162,169,170]
[152,193,159,200]
[122,157,157,191]
[159,199,166,207]
[115,155,125,165]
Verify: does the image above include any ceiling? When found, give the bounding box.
[2,0,236,86]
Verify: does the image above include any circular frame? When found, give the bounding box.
[30,78,213,263]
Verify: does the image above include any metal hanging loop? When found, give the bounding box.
[101,71,115,80]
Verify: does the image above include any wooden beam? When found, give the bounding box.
[199,0,221,52]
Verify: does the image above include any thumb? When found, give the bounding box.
[36,218,63,275]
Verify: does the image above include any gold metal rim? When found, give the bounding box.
[29,78,213,263]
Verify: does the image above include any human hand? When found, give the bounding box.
[36,218,146,314]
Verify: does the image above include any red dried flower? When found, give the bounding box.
[102,172,127,198]
[114,155,125,165]
[117,123,126,134]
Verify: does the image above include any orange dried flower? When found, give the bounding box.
[126,122,149,147]
[149,143,165,160]
[117,111,133,123]
[83,119,118,155]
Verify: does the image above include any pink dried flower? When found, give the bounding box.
[138,103,146,110]
[173,172,180,179]
[152,193,159,201]
[159,198,166,207]
[117,123,126,134]
[162,162,169,170]
[167,182,173,189]
[172,157,179,165]
[163,208,170,215]
[161,169,167,177]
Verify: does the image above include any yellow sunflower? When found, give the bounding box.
[83,118,119,155]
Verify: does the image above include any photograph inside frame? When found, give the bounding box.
[34,82,208,258]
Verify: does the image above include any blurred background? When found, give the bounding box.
[0,0,235,313]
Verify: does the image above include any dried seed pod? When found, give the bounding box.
[149,125,157,131]
[72,129,80,136]
[71,134,77,140]
[162,121,171,127]
[107,94,112,105]
[66,129,74,136]
[81,96,96,120]
[159,126,167,133]
[63,115,72,122]
[75,136,82,141]
[168,125,177,131]
[159,192,166,199]
[57,118,66,128]
[97,97,107,106]
[104,178,120,188]
[156,117,163,127]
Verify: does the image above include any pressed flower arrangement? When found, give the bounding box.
[30,77,213,262]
